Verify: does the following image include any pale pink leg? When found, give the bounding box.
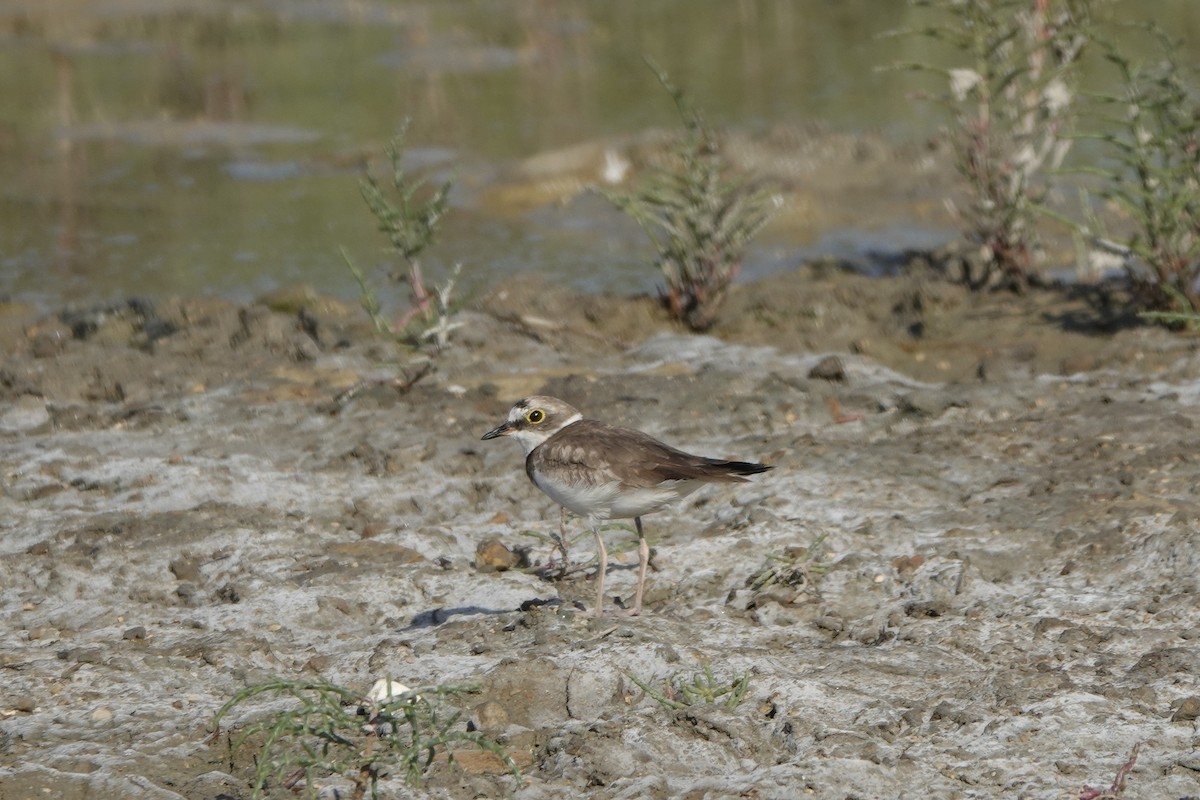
[628,516,648,616]
[581,524,608,616]
[582,518,648,618]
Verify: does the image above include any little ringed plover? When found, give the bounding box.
[482,395,772,616]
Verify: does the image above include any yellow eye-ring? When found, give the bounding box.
[526,408,545,424]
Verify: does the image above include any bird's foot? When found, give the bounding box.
[579,601,642,618]
[579,608,642,618]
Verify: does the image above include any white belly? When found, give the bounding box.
[532,470,701,521]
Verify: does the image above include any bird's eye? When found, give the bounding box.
[526,409,545,424]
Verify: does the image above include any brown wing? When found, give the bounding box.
[531,419,770,489]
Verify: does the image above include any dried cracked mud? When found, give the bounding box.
[2,264,1200,799]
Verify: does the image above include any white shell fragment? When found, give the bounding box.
[366,678,416,704]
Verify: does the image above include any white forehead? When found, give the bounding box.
[508,398,541,420]
[509,396,561,418]
[507,397,581,425]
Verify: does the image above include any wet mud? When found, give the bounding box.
[2,261,1199,799]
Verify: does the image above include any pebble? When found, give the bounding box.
[28,326,69,358]
[1171,695,1200,722]
[27,626,58,641]
[316,595,354,616]
[57,647,103,664]
[808,355,847,381]
[476,538,521,571]
[169,556,204,583]
[470,699,510,733]
[751,598,809,627]
[0,395,50,433]
[566,669,617,721]
[896,389,959,417]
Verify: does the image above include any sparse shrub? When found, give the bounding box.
[746,532,830,597]
[627,664,751,712]
[1079,31,1200,326]
[343,124,464,349]
[519,519,639,581]
[893,0,1096,291]
[599,60,780,331]
[212,678,519,799]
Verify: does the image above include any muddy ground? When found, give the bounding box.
[2,250,1200,798]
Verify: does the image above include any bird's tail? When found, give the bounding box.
[705,459,773,478]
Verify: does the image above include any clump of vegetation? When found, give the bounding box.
[212,678,519,799]
[627,664,751,712]
[894,0,1096,291]
[1079,32,1200,327]
[519,519,639,581]
[343,124,464,350]
[600,60,780,331]
[746,532,830,597]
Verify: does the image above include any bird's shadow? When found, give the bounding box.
[403,597,563,630]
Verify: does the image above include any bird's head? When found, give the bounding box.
[481,395,583,456]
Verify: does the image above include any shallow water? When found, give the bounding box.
[1,0,1198,305]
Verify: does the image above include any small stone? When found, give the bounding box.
[808,355,847,382]
[470,700,510,733]
[316,595,354,616]
[169,556,203,583]
[476,538,520,572]
[0,396,51,433]
[930,701,955,721]
[1171,696,1200,722]
[566,670,617,721]
[1060,354,1097,375]
[29,483,66,500]
[752,598,810,627]
[891,554,925,575]
[91,707,114,722]
[904,599,949,618]
[58,647,103,664]
[29,326,70,358]
[27,626,58,641]
[896,390,958,417]
[302,655,331,673]
[122,626,147,641]
[360,522,387,539]
[13,696,36,713]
